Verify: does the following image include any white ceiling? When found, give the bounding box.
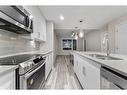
[39,6,127,29]
[39,6,127,36]
[55,29,99,37]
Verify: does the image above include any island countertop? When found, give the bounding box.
[72,51,127,77]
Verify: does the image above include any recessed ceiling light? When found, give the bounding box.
[60,14,64,20]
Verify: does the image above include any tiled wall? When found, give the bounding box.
[0,29,40,56]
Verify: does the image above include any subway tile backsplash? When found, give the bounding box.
[0,29,40,56]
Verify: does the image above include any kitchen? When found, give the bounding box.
[1,5,127,90]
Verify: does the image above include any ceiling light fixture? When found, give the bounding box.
[71,31,75,37]
[79,20,84,38]
[71,20,85,39]
[75,34,78,40]
[60,14,64,20]
[79,30,84,38]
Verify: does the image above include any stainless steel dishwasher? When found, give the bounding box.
[101,66,127,89]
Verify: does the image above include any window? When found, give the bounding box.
[62,39,77,50]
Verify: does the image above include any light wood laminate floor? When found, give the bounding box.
[44,55,82,89]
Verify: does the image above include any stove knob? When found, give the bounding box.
[32,63,34,66]
[27,65,31,68]
[24,67,27,71]
[27,66,30,69]
[30,63,33,67]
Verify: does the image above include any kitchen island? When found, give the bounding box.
[72,51,127,89]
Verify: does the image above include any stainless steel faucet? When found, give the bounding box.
[103,33,110,57]
[106,38,110,57]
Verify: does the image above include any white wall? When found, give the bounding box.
[85,13,127,54]
[108,13,127,53]
[85,29,107,52]
[85,30,101,52]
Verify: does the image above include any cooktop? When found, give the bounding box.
[0,54,42,65]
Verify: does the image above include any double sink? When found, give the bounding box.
[86,54,123,60]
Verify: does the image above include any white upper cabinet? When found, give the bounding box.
[23,6,46,42]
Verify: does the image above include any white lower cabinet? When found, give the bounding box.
[0,70,15,89]
[45,52,53,80]
[74,54,101,89]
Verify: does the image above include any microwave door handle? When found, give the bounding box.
[28,18,31,30]
[24,62,45,79]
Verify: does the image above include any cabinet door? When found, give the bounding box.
[74,55,78,74]
[75,56,82,83]
[23,6,46,41]
[0,70,15,89]
[76,56,101,89]
[45,55,49,79]
[38,9,46,41]
[115,21,127,54]
[74,55,80,79]
[45,53,52,80]
[81,58,100,89]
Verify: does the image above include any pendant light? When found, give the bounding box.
[75,33,78,40]
[79,29,84,38]
[79,20,84,38]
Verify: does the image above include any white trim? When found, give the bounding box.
[83,39,86,51]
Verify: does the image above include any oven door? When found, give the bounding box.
[20,62,45,89]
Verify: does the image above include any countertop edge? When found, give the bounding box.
[0,65,18,74]
[0,50,53,59]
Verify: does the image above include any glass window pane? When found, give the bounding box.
[73,39,77,50]
[62,39,72,50]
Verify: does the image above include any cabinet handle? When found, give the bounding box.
[83,66,86,76]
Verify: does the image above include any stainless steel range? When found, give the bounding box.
[0,54,46,89]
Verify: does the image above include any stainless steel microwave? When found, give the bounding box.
[0,6,33,34]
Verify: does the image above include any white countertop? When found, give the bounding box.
[0,65,18,74]
[72,51,127,77]
[0,50,52,59]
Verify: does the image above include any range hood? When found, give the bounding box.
[0,6,33,34]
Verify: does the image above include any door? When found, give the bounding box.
[83,40,86,51]
[115,21,127,54]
